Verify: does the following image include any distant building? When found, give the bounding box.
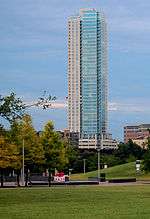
[61,129,118,150]
[63,129,79,147]
[68,8,109,149]
[132,137,148,149]
[57,129,79,147]
[79,135,118,150]
[124,124,150,144]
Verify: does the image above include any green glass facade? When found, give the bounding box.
[80,9,107,138]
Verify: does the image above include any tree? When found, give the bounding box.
[0,92,25,123]
[0,134,19,187]
[9,114,45,186]
[63,140,79,173]
[0,91,56,124]
[30,91,56,109]
[0,92,56,186]
[143,137,150,172]
[41,121,69,184]
[115,140,144,164]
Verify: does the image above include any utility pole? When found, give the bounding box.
[83,159,86,174]
[97,147,100,181]
[22,139,25,186]
[97,133,103,182]
[97,134,100,181]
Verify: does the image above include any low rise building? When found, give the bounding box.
[79,134,118,150]
[58,129,79,147]
[132,137,148,149]
[124,124,150,144]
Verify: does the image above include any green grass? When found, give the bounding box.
[1,186,150,218]
[71,162,150,180]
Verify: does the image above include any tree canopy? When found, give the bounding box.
[0,92,25,123]
[143,137,150,172]
[10,114,45,170]
[0,91,56,125]
[41,121,69,173]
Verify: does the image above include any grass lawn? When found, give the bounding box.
[1,186,150,218]
[71,162,150,180]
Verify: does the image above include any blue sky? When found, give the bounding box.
[0,0,150,140]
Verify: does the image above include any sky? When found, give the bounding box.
[0,0,150,140]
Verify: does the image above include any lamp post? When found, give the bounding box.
[97,133,103,182]
[22,139,25,186]
[83,159,86,174]
[97,147,100,182]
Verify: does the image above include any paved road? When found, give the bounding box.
[1,180,150,188]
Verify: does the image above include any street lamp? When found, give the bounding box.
[97,147,100,182]
[83,159,86,174]
[97,133,103,182]
[22,139,25,186]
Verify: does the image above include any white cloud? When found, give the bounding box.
[109,102,150,113]
[24,99,150,114]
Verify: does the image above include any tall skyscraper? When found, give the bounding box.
[68,8,108,149]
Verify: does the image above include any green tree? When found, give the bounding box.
[63,140,79,173]
[9,115,45,186]
[0,92,25,123]
[143,137,150,172]
[0,92,56,186]
[41,121,69,184]
[0,91,56,124]
[115,140,144,164]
